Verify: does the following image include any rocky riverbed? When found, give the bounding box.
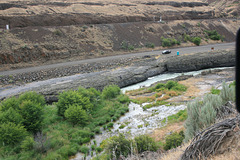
[0,49,235,103]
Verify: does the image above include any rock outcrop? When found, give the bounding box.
[0,50,235,103]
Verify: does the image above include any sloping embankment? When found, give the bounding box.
[0,49,235,103]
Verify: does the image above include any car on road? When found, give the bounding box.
[162,50,171,54]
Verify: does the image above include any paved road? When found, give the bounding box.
[0,42,235,76]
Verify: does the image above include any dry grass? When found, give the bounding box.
[157,95,170,101]
[159,143,189,160]
[151,122,185,141]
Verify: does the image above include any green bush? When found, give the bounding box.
[0,107,24,125]
[145,42,155,48]
[94,126,101,134]
[220,81,235,103]
[167,109,187,124]
[154,83,165,90]
[0,122,27,145]
[105,133,132,159]
[64,105,89,126]
[56,90,92,117]
[21,136,35,150]
[166,81,177,90]
[107,122,114,128]
[184,90,226,141]
[134,135,159,153]
[0,97,20,112]
[117,94,130,103]
[80,145,89,154]
[205,30,224,41]
[102,85,121,99]
[161,37,180,47]
[183,33,192,42]
[192,37,201,46]
[211,87,221,95]
[128,45,135,51]
[164,131,184,150]
[121,40,128,50]
[19,100,44,133]
[18,91,46,106]
[78,87,101,105]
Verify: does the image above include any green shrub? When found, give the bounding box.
[161,37,180,47]
[134,135,159,153]
[199,102,216,128]
[164,131,184,150]
[184,92,225,142]
[78,87,101,105]
[117,94,130,103]
[107,122,114,128]
[91,144,96,150]
[0,107,24,125]
[211,87,221,95]
[0,122,27,145]
[166,81,177,90]
[145,42,155,48]
[192,37,201,46]
[128,45,135,50]
[80,145,89,154]
[154,83,165,90]
[94,126,101,134]
[21,136,35,150]
[121,40,128,50]
[220,81,235,103]
[19,100,44,133]
[167,109,187,124]
[105,133,132,159]
[119,124,126,129]
[102,85,121,99]
[0,97,20,112]
[96,147,103,153]
[18,91,46,106]
[205,30,223,41]
[183,33,191,42]
[56,90,92,117]
[184,100,202,141]
[64,105,89,126]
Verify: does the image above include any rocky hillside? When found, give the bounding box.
[0,0,239,69]
[0,0,218,28]
[0,19,239,69]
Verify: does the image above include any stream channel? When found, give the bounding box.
[71,66,231,160]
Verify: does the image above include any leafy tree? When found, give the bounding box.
[134,135,158,153]
[64,105,89,126]
[57,90,93,117]
[0,97,20,112]
[102,85,121,99]
[0,122,27,145]
[0,107,24,125]
[18,91,46,106]
[19,100,44,133]
[192,37,201,46]
[78,87,101,104]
